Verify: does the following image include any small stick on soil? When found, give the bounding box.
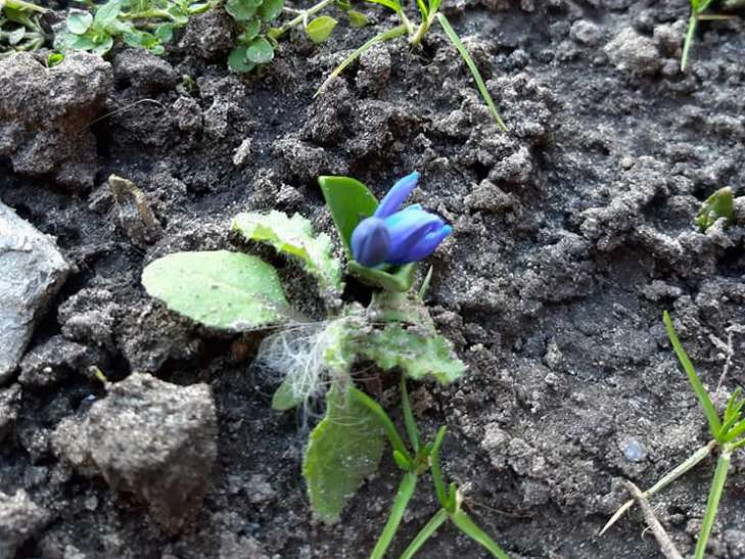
[624,481,683,559]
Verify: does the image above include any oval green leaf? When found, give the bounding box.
[225,0,258,21]
[306,15,337,43]
[67,10,93,34]
[347,10,368,27]
[258,0,283,21]
[247,36,274,64]
[142,250,288,331]
[317,175,378,254]
[228,45,255,72]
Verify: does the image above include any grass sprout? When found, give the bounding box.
[681,0,740,71]
[602,311,745,559]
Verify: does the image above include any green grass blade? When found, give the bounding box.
[681,13,698,71]
[694,446,732,559]
[450,510,512,559]
[723,417,745,442]
[399,508,449,559]
[369,473,418,559]
[429,426,449,510]
[663,311,722,439]
[435,13,507,131]
[350,387,412,463]
[315,24,408,97]
[400,376,420,453]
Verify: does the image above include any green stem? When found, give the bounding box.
[350,387,412,463]
[409,18,430,46]
[119,8,173,20]
[369,473,418,559]
[399,508,449,559]
[315,23,408,97]
[4,0,47,13]
[599,440,716,536]
[400,377,420,454]
[695,446,732,559]
[450,509,512,559]
[681,12,698,71]
[430,426,450,510]
[274,0,334,37]
[435,13,507,131]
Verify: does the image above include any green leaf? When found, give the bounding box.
[303,383,386,523]
[154,23,174,42]
[350,261,418,293]
[91,34,114,54]
[696,186,734,232]
[694,447,732,559]
[258,0,283,21]
[663,311,723,440]
[93,0,121,28]
[237,19,261,43]
[272,377,304,410]
[8,27,26,45]
[141,250,288,331]
[228,45,256,72]
[400,508,449,559]
[225,0,258,21]
[358,323,465,384]
[364,0,400,12]
[335,0,351,10]
[48,52,65,66]
[346,9,368,27]
[66,9,93,34]
[369,473,418,559]
[318,175,379,255]
[233,210,343,294]
[247,36,274,64]
[436,13,507,132]
[450,509,512,559]
[427,0,442,15]
[305,15,337,43]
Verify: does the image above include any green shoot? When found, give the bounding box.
[695,446,731,559]
[429,425,450,511]
[450,509,512,559]
[681,0,735,71]
[399,508,449,559]
[401,377,420,453]
[350,386,412,464]
[369,473,418,559]
[696,186,734,232]
[1,0,47,54]
[663,310,722,439]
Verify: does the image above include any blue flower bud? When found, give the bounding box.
[351,216,390,267]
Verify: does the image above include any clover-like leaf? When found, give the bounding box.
[306,15,337,43]
[233,210,343,295]
[67,9,93,34]
[246,36,274,64]
[142,250,288,330]
[303,383,385,523]
[696,186,734,232]
[228,45,255,72]
[225,0,260,21]
[258,0,283,21]
[358,323,465,384]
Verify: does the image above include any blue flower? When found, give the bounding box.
[351,172,452,267]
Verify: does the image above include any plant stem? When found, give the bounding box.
[681,12,698,71]
[4,0,47,13]
[695,445,732,559]
[599,440,716,536]
[400,377,420,453]
[430,426,450,510]
[399,508,449,559]
[369,473,418,559]
[450,509,512,559]
[315,23,408,97]
[350,387,412,463]
[274,0,334,37]
[624,481,683,559]
[409,19,429,47]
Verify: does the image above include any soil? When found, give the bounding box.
[2,0,745,558]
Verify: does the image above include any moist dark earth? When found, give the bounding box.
[2,0,745,557]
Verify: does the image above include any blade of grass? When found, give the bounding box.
[681,12,698,71]
[369,473,418,559]
[450,509,512,559]
[315,24,408,97]
[435,13,507,131]
[430,425,449,510]
[663,311,722,439]
[599,441,716,535]
[694,446,732,559]
[399,508,449,559]
[400,376,420,453]
[350,387,412,463]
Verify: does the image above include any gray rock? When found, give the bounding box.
[0,384,21,443]
[570,20,602,46]
[180,10,234,61]
[0,52,111,189]
[19,336,103,389]
[0,202,70,383]
[604,27,661,76]
[0,489,50,559]
[53,372,217,532]
[113,49,178,93]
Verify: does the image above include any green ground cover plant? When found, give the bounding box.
[0,0,46,55]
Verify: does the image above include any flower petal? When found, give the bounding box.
[351,216,390,267]
[384,209,446,264]
[374,171,420,219]
[391,224,452,264]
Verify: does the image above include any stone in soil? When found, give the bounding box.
[0,384,21,443]
[53,372,217,533]
[0,202,70,384]
[0,489,51,559]
[0,52,111,189]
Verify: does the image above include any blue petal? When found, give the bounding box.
[374,172,420,219]
[393,224,452,264]
[384,208,447,264]
[351,217,390,267]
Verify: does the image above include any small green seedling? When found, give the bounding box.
[696,186,734,232]
[602,311,745,559]
[681,0,745,71]
[315,0,507,130]
[54,0,212,56]
[0,0,47,55]
[141,174,513,557]
[227,0,367,73]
